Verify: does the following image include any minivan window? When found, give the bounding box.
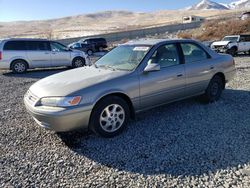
[3,41,26,51]
[181,43,209,63]
[27,41,50,51]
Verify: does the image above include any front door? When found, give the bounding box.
[139,43,186,110]
[50,42,71,67]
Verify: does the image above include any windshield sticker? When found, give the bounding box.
[133,47,149,51]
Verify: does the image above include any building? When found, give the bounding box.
[182,15,205,23]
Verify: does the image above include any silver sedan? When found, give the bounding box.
[24,39,236,137]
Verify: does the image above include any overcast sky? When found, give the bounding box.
[0,0,235,22]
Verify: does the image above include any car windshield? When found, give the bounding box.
[95,45,151,71]
[222,36,239,42]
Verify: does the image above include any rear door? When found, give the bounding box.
[50,42,71,66]
[238,36,250,52]
[180,42,215,96]
[26,41,51,68]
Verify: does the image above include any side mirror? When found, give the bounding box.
[144,63,160,72]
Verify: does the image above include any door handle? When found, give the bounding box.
[177,74,183,77]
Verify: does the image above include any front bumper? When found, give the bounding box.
[24,97,93,132]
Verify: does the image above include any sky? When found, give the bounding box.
[0,0,235,22]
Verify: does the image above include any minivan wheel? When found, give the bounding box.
[87,49,93,56]
[12,60,28,73]
[72,57,86,68]
[90,96,130,138]
[203,76,224,103]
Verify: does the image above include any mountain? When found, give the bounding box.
[187,0,250,10]
[187,0,229,10]
[228,0,250,9]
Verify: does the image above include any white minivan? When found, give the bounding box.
[0,39,90,73]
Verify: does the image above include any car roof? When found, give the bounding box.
[123,38,197,46]
[1,38,49,42]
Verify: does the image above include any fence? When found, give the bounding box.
[58,22,202,45]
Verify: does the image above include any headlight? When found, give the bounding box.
[40,96,81,107]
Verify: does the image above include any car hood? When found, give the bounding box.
[212,41,230,46]
[29,67,128,98]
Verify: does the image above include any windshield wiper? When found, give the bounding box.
[97,65,116,71]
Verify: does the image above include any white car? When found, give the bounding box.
[211,35,250,56]
[0,38,91,73]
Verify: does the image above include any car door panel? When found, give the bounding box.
[139,43,186,109]
[50,42,71,66]
[180,42,215,96]
[140,65,186,109]
[26,41,51,68]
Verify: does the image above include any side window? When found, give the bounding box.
[3,41,26,51]
[148,44,180,68]
[239,37,246,42]
[181,43,209,63]
[50,42,68,52]
[27,41,50,51]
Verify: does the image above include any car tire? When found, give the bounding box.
[89,96,130,138]
[202,75,224,103]
[11,60,28,73]
[87,49,93,56]
[72,57,86,68]
[227,47,237,57]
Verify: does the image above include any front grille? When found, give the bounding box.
[25,90,39,105]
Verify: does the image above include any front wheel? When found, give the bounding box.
[227,48,237,57]
[89,96,130,138]
[202,76,224,103]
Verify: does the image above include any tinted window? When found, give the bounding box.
[240,36,250,42]
[27,41,50,51]
[4,41,26,51]
[181,43,208,63]
[148,44,180,68]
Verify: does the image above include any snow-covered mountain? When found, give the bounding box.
[187,0,250,10]
[228,0,250,9]
[187,0,229,10]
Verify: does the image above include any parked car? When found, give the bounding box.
[24,39,236,137]
[211,35,250,56]
[0,38,90,73]
[69,38,107,56]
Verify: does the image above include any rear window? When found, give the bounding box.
[4,41,27,51]
[26,41,50,51]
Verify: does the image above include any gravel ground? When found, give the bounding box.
[0,56,250,187]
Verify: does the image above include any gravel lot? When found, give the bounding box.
[0,56,250,187]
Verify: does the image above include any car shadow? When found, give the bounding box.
[57,89,250,177]
[2,67,69,79]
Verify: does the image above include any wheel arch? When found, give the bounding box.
[10,59,29,70]
[91,92,135,121]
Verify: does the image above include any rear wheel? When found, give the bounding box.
[203,75,224,103]
[89,96,130,138]
[72,57,86,68]
[11,60,28,73]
